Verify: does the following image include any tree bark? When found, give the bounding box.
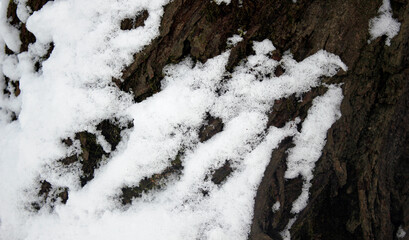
[5,0,409,239]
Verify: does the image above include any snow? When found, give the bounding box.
[280,217,297,240]
[272,201,280,212]
[16,0,31,23]
[285,85,343,214]
[0,1,21,52]
[369,0,401,46]
[253,39,275,55]
[397,226,406,239]
[0,0,347,239]
[226,34,243,48]
[213,0,231,5]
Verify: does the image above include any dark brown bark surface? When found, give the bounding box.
[121,1,409,239]
[5,0,409,239]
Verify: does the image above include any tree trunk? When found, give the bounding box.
[5,0,409,239]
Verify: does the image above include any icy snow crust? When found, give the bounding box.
[0,1,346,239]
[369,0,401,46]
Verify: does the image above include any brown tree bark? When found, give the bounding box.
[5,0,409,239]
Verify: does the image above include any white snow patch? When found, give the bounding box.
[369,0,401,46]
[227,34,243,48]
[253,39,275,55]
[272,201,280,212]
[285,85,343,213]
[213,0,231,5]
[0,0,21,52]
[17,0,32,23]
[280,217,297,240]
[397,226,406,239]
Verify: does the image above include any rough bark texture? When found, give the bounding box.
[5,0,409,239]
